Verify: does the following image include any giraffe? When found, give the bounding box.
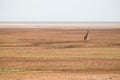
[84,28,90,41]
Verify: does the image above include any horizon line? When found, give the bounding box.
[0,21,120,23]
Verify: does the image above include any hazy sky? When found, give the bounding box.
[0,0,120,22]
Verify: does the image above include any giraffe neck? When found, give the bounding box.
[86,31,89,36]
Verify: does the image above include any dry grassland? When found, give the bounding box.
[0,27,120,80]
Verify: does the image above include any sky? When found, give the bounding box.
[0,0,120,22]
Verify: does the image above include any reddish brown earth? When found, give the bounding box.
[0,28,120,80]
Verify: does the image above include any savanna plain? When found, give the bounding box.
[0,24,120,80]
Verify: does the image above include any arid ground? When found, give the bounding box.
[0,25,120,80]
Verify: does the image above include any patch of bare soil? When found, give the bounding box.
[0,72,120,80]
